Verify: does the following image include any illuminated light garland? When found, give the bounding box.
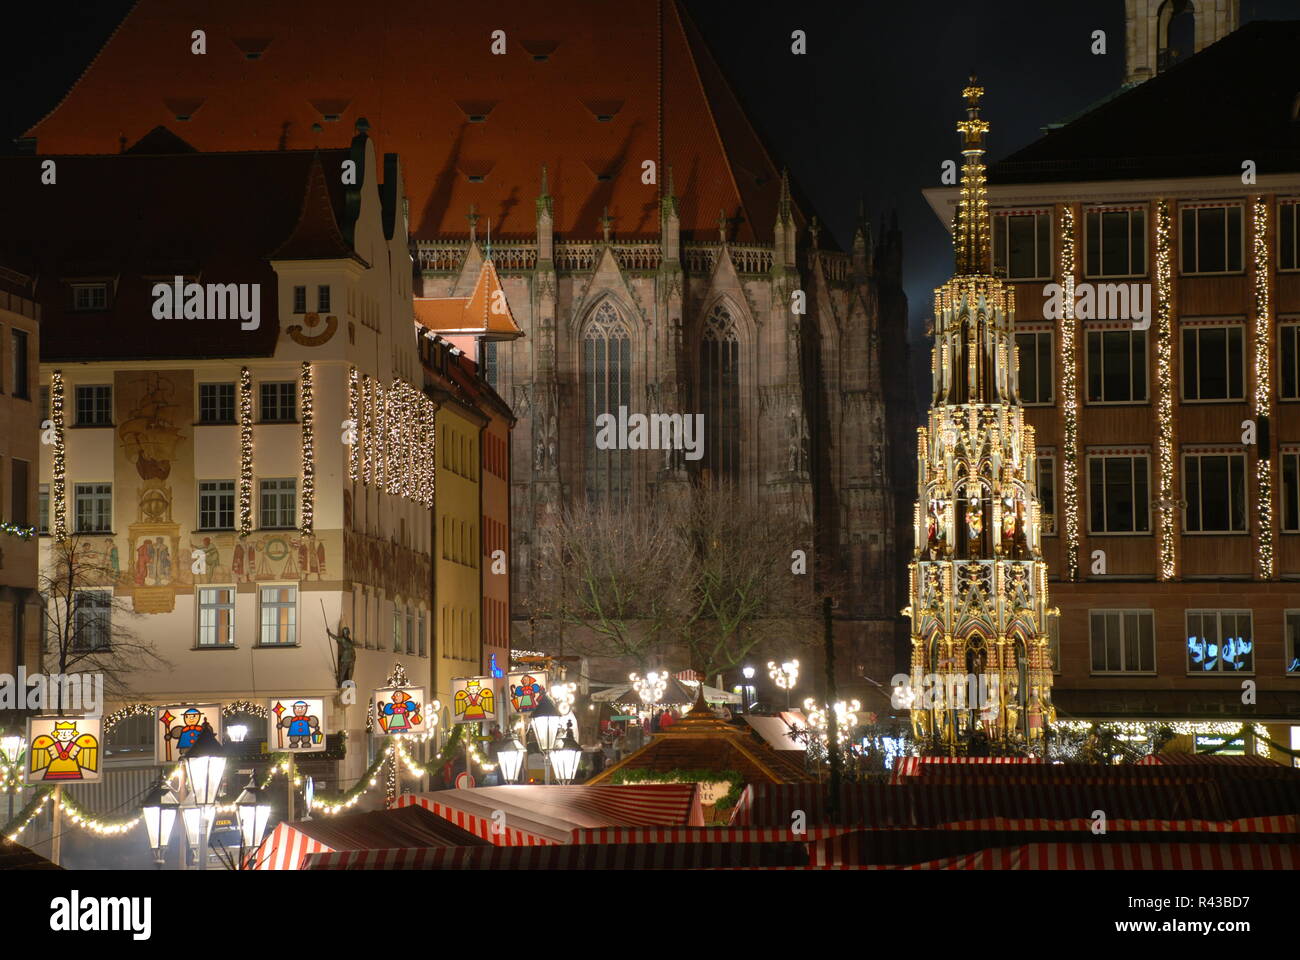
[5,787,53,841]
[51,371,67,541]
[373,380,386,494]
[1251,197,1274,580]
[361,374,373,486]
[300,361,315,534]
[239,366,253,535]
[0,521,36,539]
[309,747,390,815]
[1056,207,1081,581]
[802,697,862,750]
[1154,200,1178,581]
[221,700,269,720]
[57,792,141,836]
[1054,720,1271,758]
[348,366,360,482]
[101,702,156,735]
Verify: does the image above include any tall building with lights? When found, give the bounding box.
[906,81,1056,756]
[3,129,438,785]
[924,17,1300,761]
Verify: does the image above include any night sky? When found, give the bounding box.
[4,0,1297,353]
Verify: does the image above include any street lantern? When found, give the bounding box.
[549,720,583,785]
[768,660,800,708]
[494,736,526,785]
[226,724,249,743]
[140,780,179,865]
[180,724,228,807]
[528,696,566,754]
[234,776,272,853]
[742,665,755,680]
[0,735,24,766]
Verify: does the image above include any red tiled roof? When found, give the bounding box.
[415,259,521,338]
[24,0,795,242]
[0,146,356,362]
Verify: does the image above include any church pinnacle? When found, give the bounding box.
[953,75,991,277]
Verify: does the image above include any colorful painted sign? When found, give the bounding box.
[26,715,102,784]
[451,677,496,724]
[372,685,429,736]
[506,670,547,715]
[155,704,223,763]
[267,697,327,753]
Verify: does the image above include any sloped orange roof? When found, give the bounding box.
[414,258,522,338]
[25,0,795,242]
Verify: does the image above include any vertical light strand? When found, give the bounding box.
[1252,196,1274,580]
[362,374,373,486]
[239,366,253,535]
[300,361,315,535]
[348,366,360,482]
[50,370,67,541]
[1154,200,1178,581]
[1057,206,1080,581]
[374,380,387,494]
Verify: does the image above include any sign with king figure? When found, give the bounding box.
[267,697,327,753]
[26,715,102,784]
[451,677,497,724]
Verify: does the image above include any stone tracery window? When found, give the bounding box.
[583,302,632,503]
[699,304,740,484]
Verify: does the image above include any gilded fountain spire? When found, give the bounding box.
[903,80,1057,757]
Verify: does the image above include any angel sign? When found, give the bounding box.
[268,698,327,753]
[372,686,429,736]
[27,716,102,784]
[452,677,496,724]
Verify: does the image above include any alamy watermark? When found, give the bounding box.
[891,672,1002,711]
[0,668,104,715]
[152,275,260,330]
[1043,281,1151,329]
[594,406,705,461]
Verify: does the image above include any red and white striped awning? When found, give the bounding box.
[301,841,807,870]
[396,783,704,845]
[891,756,1043,784]
[1137,753,1283,767]
[251,803,489,869]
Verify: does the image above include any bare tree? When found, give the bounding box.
[537,484,822,680]
[674,484,821,679]
[39,536,169,711]
[538,501,681,670]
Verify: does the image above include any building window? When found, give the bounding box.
[1180,204,1243,274]
[317,285,331,313]
[992,210,1051,280]
[393,608,402,652]
[405,607,415,655]
[418,610,427,657]
[1181,325,1244,401]
[1282,202,1299,271]
[1036,454,1057,536]
[259,585,297,646]
[197,587,236,647]
[198,383,236,423]
[700,303,741,484]
[1286,611,1300,675]
[292,286,307,314]
[259,381,297,422]
[259,478,296,529]
[1086,330,1148,403]
[1085,207,1147,277]
[11,459,28,525]
[38,484,49,535]
[583,302,632,503]
[1015,331,1053,404]
[71,283,109,312]
[73,591,112,651]
[198,480,236,530]
[10,329,28,399]
[1087,454,1150,534]
[1184,452,1247,533]
[1282,325,1300,400]
[1090,610,1155,674]
[483,339,498,391]
[73,483,112,533]
[74,385,113,426]
[1186,610,1253,673]
[1283,451,1300,532]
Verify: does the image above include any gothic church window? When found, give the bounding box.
[700,304,740,483]
[583,302,631,503]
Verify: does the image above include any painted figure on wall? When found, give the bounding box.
[104,539,120,582]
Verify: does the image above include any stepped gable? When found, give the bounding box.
[24,0,798,241]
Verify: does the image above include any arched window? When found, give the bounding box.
[583,302,632,503]
[1158,0,1196,72]
[700,304,740,483]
